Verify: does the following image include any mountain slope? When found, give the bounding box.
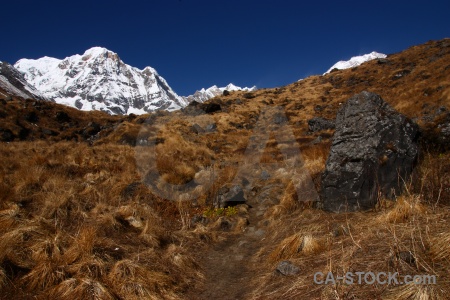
[0,61,47,101]
[183,83,257,103]
[14,47,187,115]
[324,51,387,74]
[1,38,450,300]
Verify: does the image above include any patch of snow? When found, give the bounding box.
[183,83,257,103]
[324,51,387,75]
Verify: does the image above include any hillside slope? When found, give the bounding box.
[1,38,450,300]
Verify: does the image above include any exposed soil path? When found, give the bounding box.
[195,183,283,300]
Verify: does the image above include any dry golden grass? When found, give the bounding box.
[379,195,427,223]
[430,232,450,262]
[249,192,450,299]
[0,141,206,299]
[1,38,450,299]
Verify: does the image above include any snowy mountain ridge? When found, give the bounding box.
[14,47,258,115]
[183,83,257,103]
[14,47,187,115]
[324,51,387,74]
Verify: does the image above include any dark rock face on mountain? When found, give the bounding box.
[0,62,46,101]
[321,91,419,212]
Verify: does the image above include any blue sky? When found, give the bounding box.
[2,0,449,96]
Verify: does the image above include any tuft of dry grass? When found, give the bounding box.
[430,232,450,262]
[47,278,115,300]
[384,284,447,300]
[268,233,326,262]
[379,194,427,223]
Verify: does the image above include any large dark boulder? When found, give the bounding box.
[321,91,419,212]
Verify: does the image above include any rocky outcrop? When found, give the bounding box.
[182,100,222,116]
[308,117,335,132]
[321,91,419,212]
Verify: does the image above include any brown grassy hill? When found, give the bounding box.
[1,38,450,299]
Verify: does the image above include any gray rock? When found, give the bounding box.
[205,123,217,132]
[191,123,205,134]
[308,117,335,132]
[219,185,246,207]
[311,136,323,145]
[276,261,300,276]
[321,91,419,212]
[260,170,271,180]
[191,214,208,225]
[273,113,288,125]
[389,251,416,267]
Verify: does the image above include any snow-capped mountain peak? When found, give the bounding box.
[14,47,187,115]
[324,51,387,74]
[183,83,257,103]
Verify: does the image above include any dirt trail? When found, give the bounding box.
[195,183,282,300]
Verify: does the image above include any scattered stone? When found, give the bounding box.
[397,251,416,266]
[308,117,335,132]
[321,91,419,212]
[191,214,208,225]
[311,136,323,145]
[191,123,205,134]
[83,122,101,138]
[393,69,411,79]
[389,251,416,267]
[276,261,300,276]
[260,170,271,181]
[273,112,288,125]
[125,216,144,229]
[121,182,141,199]
[314,105,324,112]
[243,92,255,99]
[223,90,230,96]
[377,58,390,65]
[205,123,217,132]
[182,101,205,116]
[294,103,305,110]
[215,217,232,231]
[41,128,57,136]
[219,185,246,207]
[331,224,350,237]
[203,103,221,114]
